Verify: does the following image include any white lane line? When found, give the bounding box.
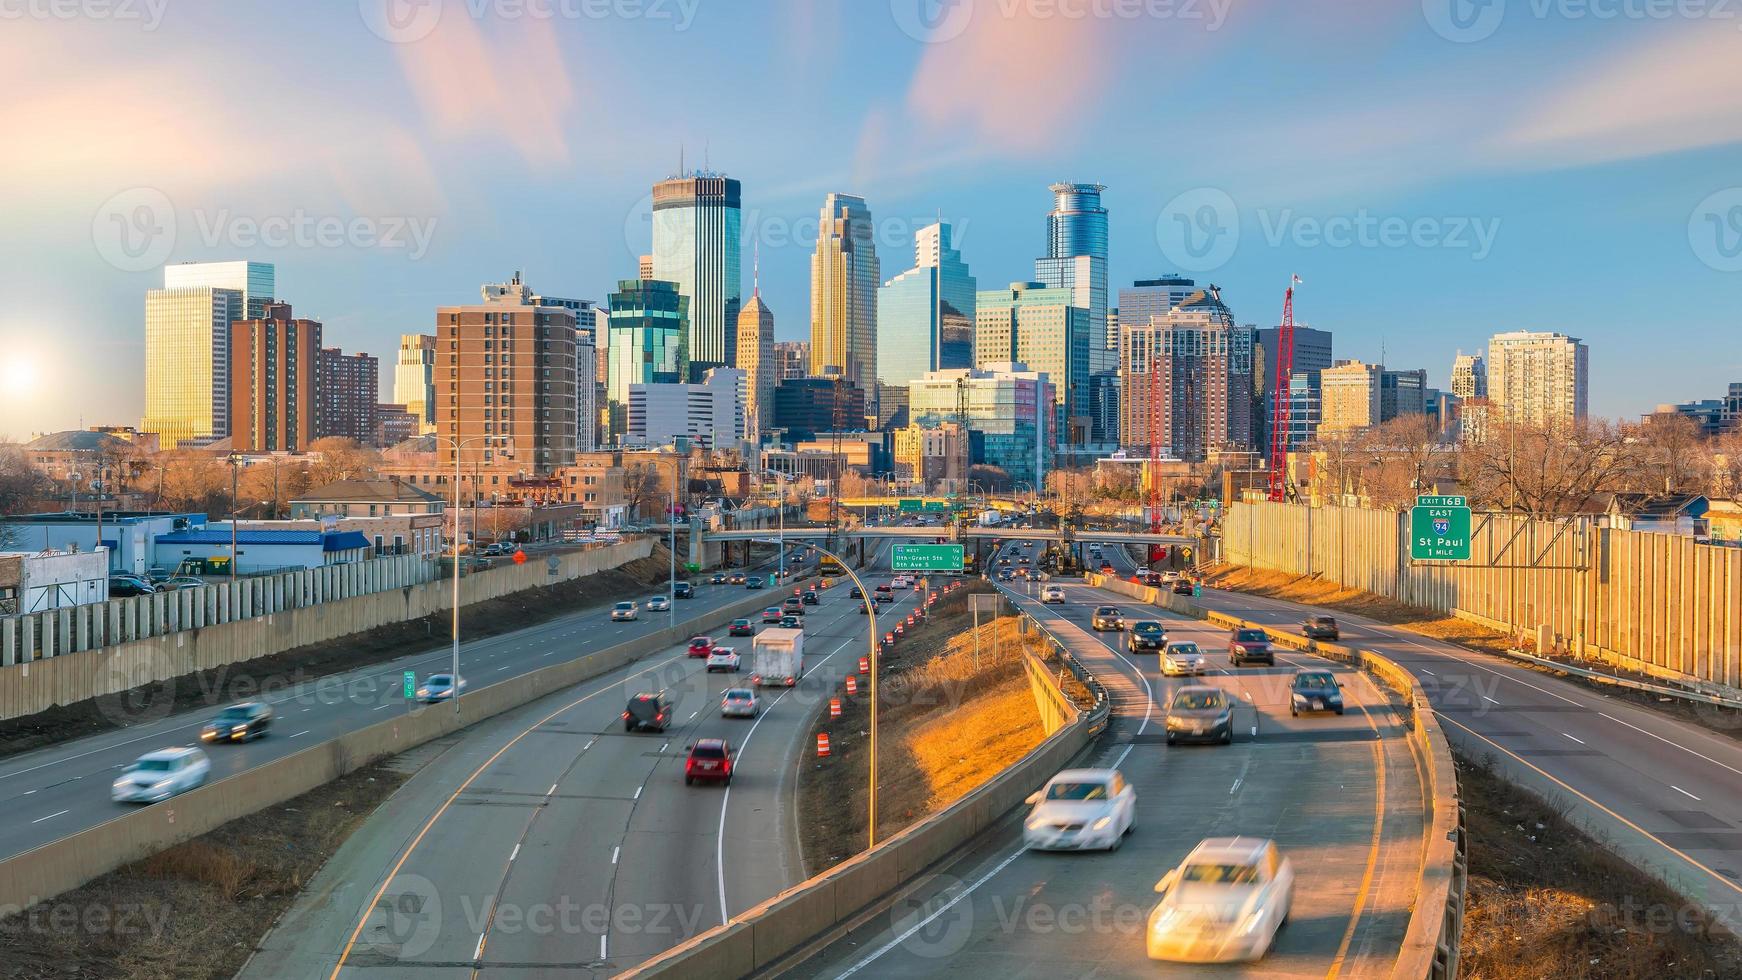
[612,846,620,864]
[1598,712,1742,779]
[473,933,486,960]
[1481,695,1501,705]
[1672,785,1702,802]
[1419,668,1436,676]
[290,730,310,738]
[31,809,69,824]
[600,935,607,960]
[689,710,699,720]
[660,742,669,754]
[374,704,391,711]
[583,739,596,751]
[1562,732,1586,745]
[23,789,36,795]
[547,783,558,795]
[497,665,511,672]
[509,844,520,862]
[837,847,1028,977]
[1230,777,1243,795]
[634,785,642,800]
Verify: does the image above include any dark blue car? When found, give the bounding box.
[1289,670,1344,716]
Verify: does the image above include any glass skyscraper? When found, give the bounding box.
[876,221,976,388]
[393,334,437,431]
[1034,183,1110,372]
[650,173,741,379]
[908,364,1054,487]
[810,193,879,389]
[976,282,1091,444]
[143,284,243,449]
[163,260,275,319]
[606,279,688,439]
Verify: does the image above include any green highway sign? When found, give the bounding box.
[891,543,965,572]
[1410,495,1472,562]
[922,500,949,511]
[403,671,416,698]
[898,498,923,513]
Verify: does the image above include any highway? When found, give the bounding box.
[241,542,917,978]
[0,548,810,863]
[787,538,1427,978]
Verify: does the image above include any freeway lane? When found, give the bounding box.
[0,548,811,861]
[1188,576,1742,936]
[788,540,1424,979]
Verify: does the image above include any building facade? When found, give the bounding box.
[394,334,437,432]
[876,221,976,388]
[627,367,746,450]
[316,348,380,445]
[1380,368,1428,420]
[143,284,241,449]
[575,325,598,452]
[772,340,810,382]
[736,284,775,444]
[908,364,1053,486]
[163,260,274,319]
[650,173,742,376]
[810,193,879,388]
[1035,183,1111,373]
[1486,330,1589,425]
[1116,286,1253,462]
[772,377,865,443]
[1450,353,1486,401]
[229,302,321,453]
[1318,360,1384,435]
[976,281,1092,444]
[893,420,970,488]
[376,404,419,447]
[605,279,688,439]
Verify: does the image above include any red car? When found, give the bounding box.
[687,635,714,658]
[684,738,733,785]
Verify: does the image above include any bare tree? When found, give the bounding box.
[1706,430,1742,501]
[307,437,382,487]
[1458,418,1637,517]
[155,451,233,513]
[1630,413,1703,495]
[622,463,665,520]
[1354,414,1451,510]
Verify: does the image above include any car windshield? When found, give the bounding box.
[1173,691,1225,711]
[691,637,710,644]
[1168,643,1201,656]
[1133,622,1163,634]
[1096,607,1119,616]
[1310,616,1335,625]
[215,708,251,721]
[1295,673,1336,691]
[692,744,726,758]
[1236,629,1268,642]
[1045,781,1110,801]
[1180,863,1261,885]
[614,602,633,610]
[428,675,452,685]
[723,689,752,699]
[134,758,174,772]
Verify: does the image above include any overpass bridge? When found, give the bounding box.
[702,525,1198,547]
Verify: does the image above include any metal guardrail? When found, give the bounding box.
[994,582,1113,736]
[1494,648,1742,710]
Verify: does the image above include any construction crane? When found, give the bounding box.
[1266,275,1303,502]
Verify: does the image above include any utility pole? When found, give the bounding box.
[227,454,241,580]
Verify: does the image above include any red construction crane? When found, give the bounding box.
[1266,275,1302,502]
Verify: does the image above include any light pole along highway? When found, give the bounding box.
[435,434,501,715]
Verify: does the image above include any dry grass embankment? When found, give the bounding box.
[797,583,1054,873]
[0,762,406,980]
[1456,752,1741,980]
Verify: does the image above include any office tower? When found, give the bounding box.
[436,275,579,476]
[575,325,597,452]
[627,367,746,449]
[1280,372,1323,451]
[1486,331,1589,425]
[1087,371,1120,447]
[1253,322,1333,454]
[876,382,911,430]
[229,302,321,452]
[893,420,969,487]
[1318,360,1385,435]
[773,376,865,443]
[605,279,688,439]
[1117,285,1254,461]
[1380,368,1428,419]
[651,173,741,377]
[1117,275,1195,362]
[1450,353,1487,401]
[810,193,879,387]
[592,307,611,445]
[1035,183,1111,372]
[976,281,1092,443]
[394,334,437,432]
[143,283,241,449]
[736,273,775,444]
[163,260,275,319]
[773,341,810,382]
[317,348,380,445]
[876,221,976,387]
[908,364,1054,487]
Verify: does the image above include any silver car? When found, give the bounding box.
[1148,837,1295,963]
[1166,685,1233,745]
[647,595,671,612]
[112,747,210,803]
[1160,641,1206,677]
[1023,768,1136,851]
[611,601,639,621]
[720,687,759,718]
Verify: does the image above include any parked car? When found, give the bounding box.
[160,575,208,591]
[623,692,672,732]
[1091,606,1124,631]
[1165,685,1233,745]
[1022,768,1136,851]
[1127,620,1168,653]
[728,618,755,637]
[761,606,783,623]
[144,566,173,584]
[108,574,156,597]
[684,738,734,785]
[112,747,210,804]
[1290,669,1345,716]
[610,601,639,622]
[1041,584,1066,603]
[673,581,695,599]
[1160,641,1206,677]
[647,595,671,612]
[1300,615,1340,641]
[720,687,759,718]
[1228,628,1274,666]
[199,702,273,743]
[1147,838,1294,963]
[705,647,741,672]
[687,635,714,658]
[417,673,467,703]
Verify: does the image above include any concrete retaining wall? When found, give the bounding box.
[0,579,781,914]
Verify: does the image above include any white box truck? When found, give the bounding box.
[977,509,1002,526]
[751,627,805,687]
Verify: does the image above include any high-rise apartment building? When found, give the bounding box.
[143,284,241,449]
[976,281,1092,444]
[1117,276,1196,361]
[773,341,810,382]
[908,364,1053,486]
[810,193,879,387]
[1380,368,1428,420]
[376,404,419,447]
[1486,331,1589,425]
[1450,353,1486,401]
[627,367,745,450]
[394,334,437,432]
[1035,183,1111,373]
[575,325,597,452]
[736,278,775,444]
[229,302,321,452]
[163,261,274,319]
[651,173,741,376]
[1318,360,1384,435]
[317,348,380,445]
[876,221,976,387]
[605,279,688,439]
[1116,286,1254,462]
[435,276,578,476]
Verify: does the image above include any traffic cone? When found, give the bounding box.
[829,698,842,719]
[817,733,831,757]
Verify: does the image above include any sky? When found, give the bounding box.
[1,0,1740,439]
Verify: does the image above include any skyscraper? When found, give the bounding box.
[976,281,1092,444]
[1117,275,1195,358]
[877,221,976,388]
[772,341,810,382]
[1450,353,1487,400]
[627,367,745,450]
[1486,331,1589,425]
[908,364,1054,487]
[575,325,597,452]
[394,334,437,432]
[651,173,741,377]
[143,284,242,449]
[1318,360,1385,435]
[810,193,879,388]
[317,348,380,445]
[163,260,275,319]
[605,279,688,439]
[1035,183,1111,372]
[230,302,321,453]
[1117,286,1254,461]
[736,264,775,444]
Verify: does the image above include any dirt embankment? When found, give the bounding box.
[0,547,685,761]
[0,762,407,980]
[797,582,1055,873]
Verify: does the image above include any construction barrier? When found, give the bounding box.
[815,733,830,757]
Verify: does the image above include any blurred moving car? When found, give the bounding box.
[729,618,755,636]
[746,575,765,590]
[1300,615,1340,641]
[623,692,672,732]
[728,572,747,584]
[761,606,783,623]
[720,687,759,718]
[781,597,805,616]
[417,673,467,703]
[1022,768,1136,851]
[1041,585,1066,603]
[801,589,819,605]
[1228,629,1274,666]
[1127,620,1168,653]
[1091,606,1124,631]
[705,646,741,672]
[611,601,639,621]
[1166,685,1233,745]
[710,573,728,585]
[1289,669,1345,716]
[684,738,734,785]
[674,581,695,599]
[1160,641,1206,677]
[1172,578,1195,596]
[1147,838,1294,963]
[200,702,272,743]
[687,635,714,658]
[112,747,210,803]
[778,614,803,631]
[647,595,672,612]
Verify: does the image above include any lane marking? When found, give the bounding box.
[1672,785,1702,802]
[1598,712,1742,779]
[634,785,642,800]
[1481,695,1501,705]
[473,932,486,960]
[548,783,558,796]
[600,935,607,960]
[31,809,69,824]
[1562,732,1585,745]
[289,731,310,738]
[835,847,1028,978]
[1229,776,1242,795]
[611,845,620,865]
[660,742,669,754]
[373,704,391,711]
[1325,737,1386,980]
[509,844,520,862]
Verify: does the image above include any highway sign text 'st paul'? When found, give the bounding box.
[1410,495,1471,562]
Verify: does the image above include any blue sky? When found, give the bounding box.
[2,0,1740,438]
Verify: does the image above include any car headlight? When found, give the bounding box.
[1239,908,1264,935]
[1292,692,1306,702]
[1151,905,1182,932]
[1026,816,1049,830]
[1091,816,1112,830]
[416,688,429,696]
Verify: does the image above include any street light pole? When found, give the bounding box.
[227,454,240,581]
[438,434,489,716]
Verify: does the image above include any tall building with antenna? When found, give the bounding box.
[1034,182,1111,373]
[736,246,775,444]
[650,162,741,380]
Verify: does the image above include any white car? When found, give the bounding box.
[720,687,760,718]
[1022,768,1136,851]
[647,595,671,612]
[1161,641,1207,677]
[705,647,742,673]
[1040,585,1066,604]
[1162,570,1182,583]
[891,575,911,588]
[417,673,467,702]
[611,601,639,621]
[1148,837,1295,963]
[112,747,210,803]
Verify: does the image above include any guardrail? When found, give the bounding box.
[1084,571,1466,980]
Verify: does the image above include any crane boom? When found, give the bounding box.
[1266,276,1301,502]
